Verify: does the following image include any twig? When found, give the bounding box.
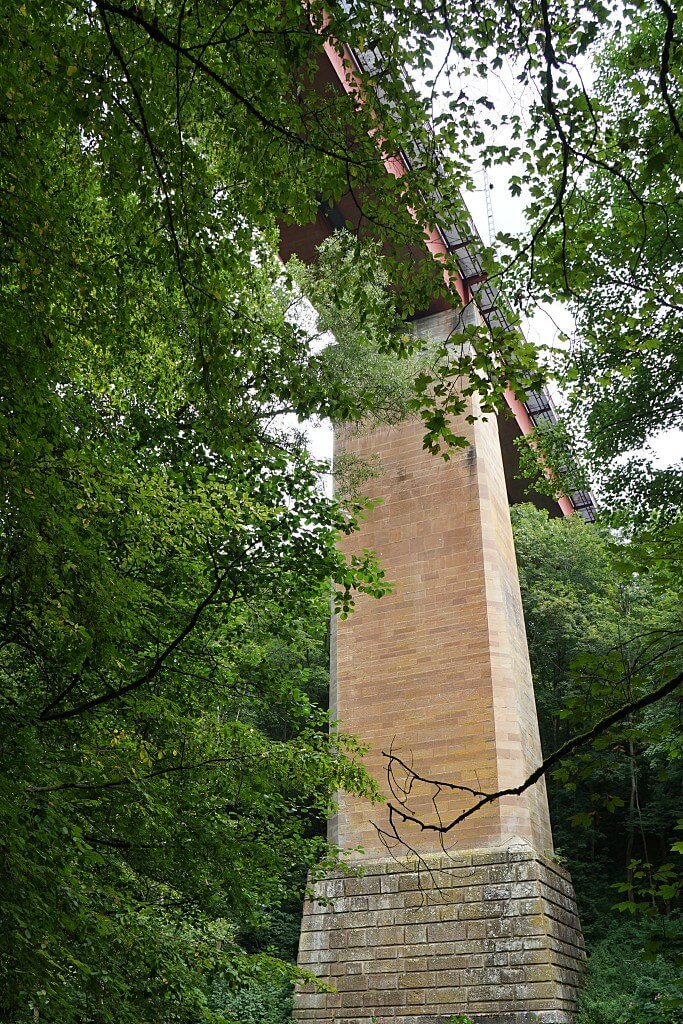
[382,669,683,836]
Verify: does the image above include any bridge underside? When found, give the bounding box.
[279,213,585,521]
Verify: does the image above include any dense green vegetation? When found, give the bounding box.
[512,505,683,1024]
[1,0,682,1021]
[506,10,683,1007]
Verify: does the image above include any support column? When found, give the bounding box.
[294,311,585,1023]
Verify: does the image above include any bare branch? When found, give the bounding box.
[381,669,683,837]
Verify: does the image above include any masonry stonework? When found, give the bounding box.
[296,846,584,1023]
[294,310,585,1022]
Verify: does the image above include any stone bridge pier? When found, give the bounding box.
[293,310,585,1024]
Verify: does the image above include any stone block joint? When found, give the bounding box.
[294,848,585,1024]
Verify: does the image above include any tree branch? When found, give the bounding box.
[38,570,238,723]
[93,0,372,167]
[654,0,683,143]
[27,753,242,793]
[381,669,683,838]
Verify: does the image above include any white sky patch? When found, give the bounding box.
[279,281,335,485]
[642,430,683,469]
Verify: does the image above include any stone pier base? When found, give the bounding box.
[294,845,585,1023]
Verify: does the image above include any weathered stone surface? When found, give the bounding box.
[293,847,586,1023]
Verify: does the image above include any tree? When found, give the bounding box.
[0,264,387,1021]
[1,0,547,1016]
[523,3,683,520]
[511,506,683,891]
[2,0,682,1018]
[0,4,426,1016]
[512,506,683,1023]
[381,0,682,522]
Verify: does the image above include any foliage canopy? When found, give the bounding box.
[2,0,683,1019]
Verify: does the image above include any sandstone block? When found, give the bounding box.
[344,876,380,897]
